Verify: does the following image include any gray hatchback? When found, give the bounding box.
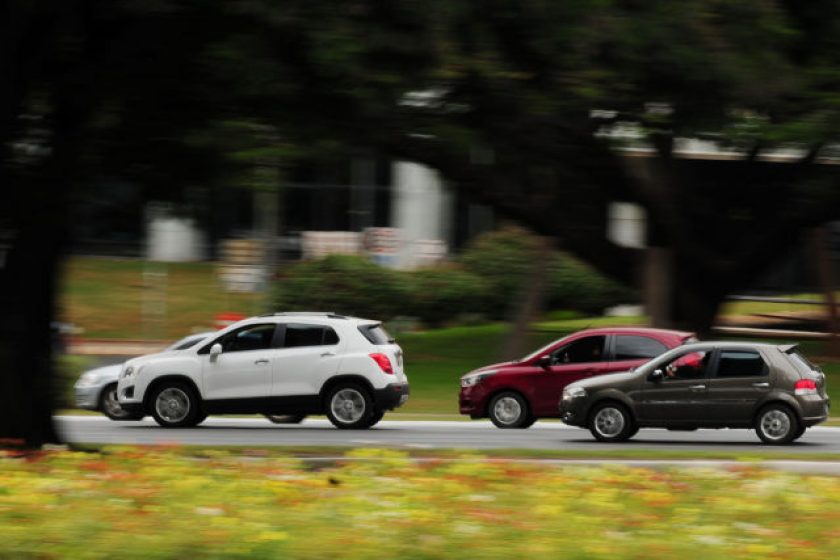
[559,342,829,444]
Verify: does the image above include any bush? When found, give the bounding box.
[460,226,636,317]
[406,265,491,327]
[273,255,408,320]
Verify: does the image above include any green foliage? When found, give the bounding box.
[273,254,409,320]
[406,265,492,327]
[459,227,635,318]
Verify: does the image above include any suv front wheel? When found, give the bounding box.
[149,382,201,428]
[325,384,376,429]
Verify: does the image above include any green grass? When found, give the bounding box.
[60,257,264,339]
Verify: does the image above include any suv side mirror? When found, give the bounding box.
[537,355,552,369]
[210,343,223,361]
[649,369,664,382]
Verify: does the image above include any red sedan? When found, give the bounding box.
[459,327,696,428]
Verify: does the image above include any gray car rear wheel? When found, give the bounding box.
[755,404,799,445]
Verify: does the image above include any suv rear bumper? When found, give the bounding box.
[374,383,410,411]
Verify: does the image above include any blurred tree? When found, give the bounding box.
[382,0,840,333]
[3,0,840,445]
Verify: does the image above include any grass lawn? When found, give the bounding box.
[2,447,838,559]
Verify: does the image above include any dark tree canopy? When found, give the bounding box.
[2,0,840,445]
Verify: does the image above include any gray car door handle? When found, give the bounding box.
[689,384,706,391]
[254,358,269,365]
[752,382,770,388]
[321,351,336,358]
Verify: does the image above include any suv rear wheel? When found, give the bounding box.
[149,382,200,428]
[755,404,799,445]
[588,402,636,442]
[325,383,375,429]
[488,392,533,429]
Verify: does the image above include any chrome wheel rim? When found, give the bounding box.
[761,409,791,441]
[594,407,625,438]
[330,389,366,424]
[103,388,127,418]
[155,387,190,423]
[493,396,522,425]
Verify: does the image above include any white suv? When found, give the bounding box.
[116,313,409,429]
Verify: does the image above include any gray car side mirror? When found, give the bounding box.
[210,343,223,362]
[649,369,664,382]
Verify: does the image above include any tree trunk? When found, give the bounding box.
[501,235,551,361]
[0,182,64,447]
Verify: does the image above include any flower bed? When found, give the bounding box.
[1,447,837,558]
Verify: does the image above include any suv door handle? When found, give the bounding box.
[321,351,336,358]
[254,358,269,365]
[752,382,770,388]
[689,384,706,391]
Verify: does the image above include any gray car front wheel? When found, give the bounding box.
[588,402,636,442]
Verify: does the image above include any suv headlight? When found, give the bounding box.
[120,366,135,379]
[562,386,587,401]
[460,370,497,388]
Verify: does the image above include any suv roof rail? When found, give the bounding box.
[258,311,348,319]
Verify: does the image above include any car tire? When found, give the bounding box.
[792,424,807,441]
[755,404,799,445]
[149,382,201,428]
[366,409,385,428]
[194,412,208,425]
[588,402,636,442]
[325,383,375,429]
[488,392,532,429]
[99,384,143,421]
[265,414,307,424]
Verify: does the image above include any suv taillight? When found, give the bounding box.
[369,353,394,374]
[794,379,817,395]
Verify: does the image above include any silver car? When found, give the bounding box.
[74,332,213,420]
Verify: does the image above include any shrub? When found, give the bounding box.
[406,265,491,327]
[460,226,636,317]
[273,255,408,320]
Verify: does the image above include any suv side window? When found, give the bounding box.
[551,336,606,365]
[283,324,340,348]
[614,335,667,360]
[714,350,767,378]
[198,324,277,354]
[661,350,711,380]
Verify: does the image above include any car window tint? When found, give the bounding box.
[551,336,606,364]
[715,351,766,378]
[323,327,339,345]
[614,335,667,360]
[662,350,710,380]
[284,324,340,348]
[358,324,392,345]
[221,324,276,353]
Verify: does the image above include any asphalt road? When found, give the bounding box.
[57,416,840,454]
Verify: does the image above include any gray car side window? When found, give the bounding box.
[660,350,710,380]
[714,350,767,378]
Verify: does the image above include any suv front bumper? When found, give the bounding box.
[374,383,410,411]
